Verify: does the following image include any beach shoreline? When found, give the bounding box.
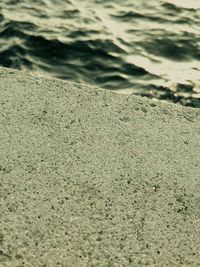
[0,67,200,266]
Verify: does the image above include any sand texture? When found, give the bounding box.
[0,67,200,266]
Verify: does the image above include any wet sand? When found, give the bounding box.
[0,67,200,266]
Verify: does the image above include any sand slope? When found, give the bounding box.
[0,67,200,266]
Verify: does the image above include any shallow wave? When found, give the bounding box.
[141,33,200,61]
[0,0,200,108]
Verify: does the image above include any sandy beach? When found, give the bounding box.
[0,67,200,266]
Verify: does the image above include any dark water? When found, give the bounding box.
[0,0,200,108]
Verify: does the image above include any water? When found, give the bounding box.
[0,0,200,108]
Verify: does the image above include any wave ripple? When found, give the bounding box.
[0,0,200,108]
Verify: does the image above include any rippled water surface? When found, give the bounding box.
[0,0,200,107]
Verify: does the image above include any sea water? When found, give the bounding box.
[0,0,200,107]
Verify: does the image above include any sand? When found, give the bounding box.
[0,67,200,266]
